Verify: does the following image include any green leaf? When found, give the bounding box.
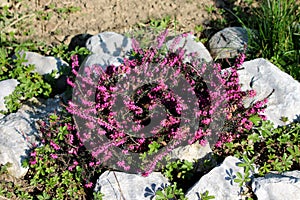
[249,114,262,126]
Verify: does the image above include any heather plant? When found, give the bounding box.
[67,29,267,176]
[20,113,104,199]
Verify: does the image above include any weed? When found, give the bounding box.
[204,5,217,15]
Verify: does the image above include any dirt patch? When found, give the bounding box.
[2,0,252,46]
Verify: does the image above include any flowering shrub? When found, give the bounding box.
[22,113,103,199]
[67,30,268,176]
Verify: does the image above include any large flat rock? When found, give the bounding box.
[185,156,252,200]
[239,58,300,126]
[0,96,61,178]
[94,171,169,200]
[252,171,300,200]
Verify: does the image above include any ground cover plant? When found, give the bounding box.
[1,1,300,199]
[215,117,300,176]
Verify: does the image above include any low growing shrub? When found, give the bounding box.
[67,30,268,175]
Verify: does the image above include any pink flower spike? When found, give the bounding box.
[50,154,58,159]
[50,140,60,151]
[68,165,75,171]
[215,141,222,148]
[89,162,95,167]
[67,77,76,88]
[67,134,74,145]
[30,151,36,157]
[30,159,37,165]
[68,148,78,155]
[85,182,93,188]
[248,90,256,98]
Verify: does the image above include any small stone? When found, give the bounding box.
[209,27,248,59]
[0,79,19,112]
[86,32,132,57]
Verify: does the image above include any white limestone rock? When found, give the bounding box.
[86,32,132,57]
[185,156,253,200]
[18,51,68,77]
[209,27,248,59]
[169,142,212,162]
[0,79,19,112]
[167,33,213,62]
[94,171,169,200]
[252,171,300,200]
[238,58,300,126]
[0,96,62,178]
[82,53,123,70]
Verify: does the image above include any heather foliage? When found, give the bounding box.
[21,113,103,199]
[67,30,267,175]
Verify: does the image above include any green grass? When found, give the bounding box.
[244,0,300,80]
